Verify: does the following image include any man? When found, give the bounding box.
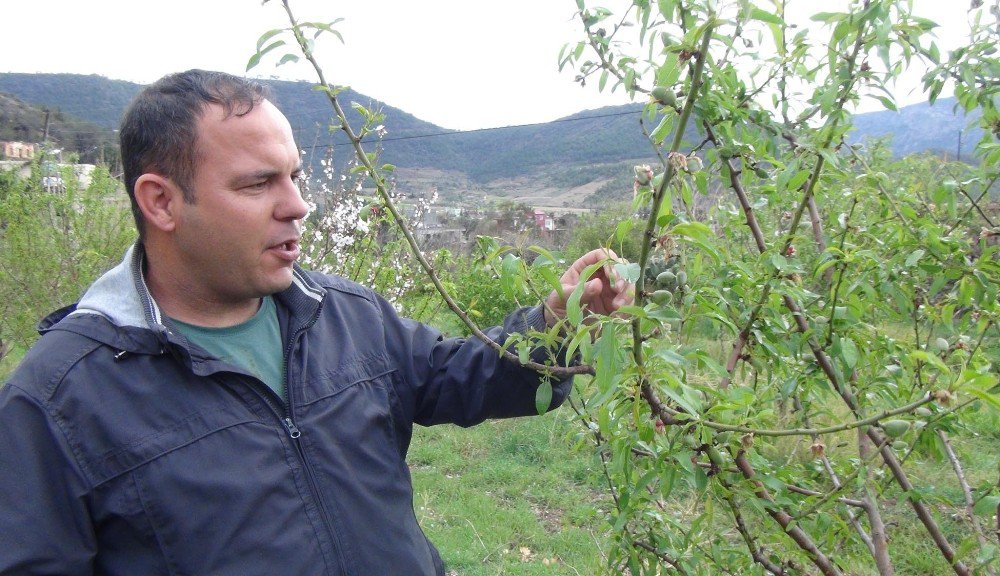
[0,70,631,575]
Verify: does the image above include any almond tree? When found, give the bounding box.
[253,1,999,573]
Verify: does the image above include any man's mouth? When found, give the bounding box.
[268,239,301,262]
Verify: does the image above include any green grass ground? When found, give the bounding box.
[409,411,612,575]
[410,382,999,575]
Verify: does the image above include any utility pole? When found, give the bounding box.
[956,128,963,163]
[42,109,51,143]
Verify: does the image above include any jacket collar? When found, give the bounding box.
[44,242,326,354]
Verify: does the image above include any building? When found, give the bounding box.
[0,160,96,189]
[533,209,555,231]
[1,141,35,160]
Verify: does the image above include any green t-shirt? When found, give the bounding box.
[171,296,285,400]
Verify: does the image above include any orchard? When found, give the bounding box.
[247,0,1000,573]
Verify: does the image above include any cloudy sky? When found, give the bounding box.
[1,0,985,130]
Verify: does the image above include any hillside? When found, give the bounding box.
[0,73,142,130]
[0,73,986,199]
[0,91,116,164]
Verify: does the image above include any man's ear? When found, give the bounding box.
[134,174,182,233]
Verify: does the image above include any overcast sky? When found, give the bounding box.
[0,0,985,130]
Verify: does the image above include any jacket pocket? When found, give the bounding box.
[293,355,441,574]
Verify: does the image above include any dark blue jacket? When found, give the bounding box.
[0,246,570,575]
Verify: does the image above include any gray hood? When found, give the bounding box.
[71,243,163,330]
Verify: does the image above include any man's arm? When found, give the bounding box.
[383,248,634,428]
[0,383,96,575]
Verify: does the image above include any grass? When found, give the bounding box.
[407,350,999,575]
[0,346,25,381]
[409,408,613,575]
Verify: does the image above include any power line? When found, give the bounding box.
[295,108,642,150]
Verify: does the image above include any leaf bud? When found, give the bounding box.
[685,155,703,173]
[633,164,653,186]
[810,441,826,458]
[932,389,955,406]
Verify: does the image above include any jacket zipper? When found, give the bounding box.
[244,382,346,575]
[280,303,352,576]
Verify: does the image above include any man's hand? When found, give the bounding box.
[543,248,635,327]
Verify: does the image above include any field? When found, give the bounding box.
[414,379,1000,575]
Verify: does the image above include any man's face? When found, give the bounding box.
[170,100,308,306]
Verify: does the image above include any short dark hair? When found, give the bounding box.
[119,70,270,239]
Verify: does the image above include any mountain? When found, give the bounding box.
[849,98,982,160]
[0,73,141,130]
[0,73,986,195]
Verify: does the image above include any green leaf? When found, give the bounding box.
[905,249,925,267]
[770,254,789,271]
[749,7,782,25]
[594,326,621,394]
[276,53,300,67]
[567,263,603,327]
[965,387,1000,412]
[500,253,521,299]
[614,219,634,247]
[259,39,286,57]
[659,385,700,417]
[787,169,810,191]
[246,52,263,72]
[614,262,641,284]
[534,379,553,415]
[255,28,284,51]
[654,348,687,367]
[300,20,343,41]
[650,115,674,144]
[811,12,846,23]
[909,350,951,376]
[656,0,676,19]
[671,222,721,263]
[840,338,859,369]
[874,95,897,111]
[973,495,1000,517]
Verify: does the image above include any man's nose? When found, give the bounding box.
[277,177,309,221]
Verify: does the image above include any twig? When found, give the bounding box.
[858,426,894,575]
[724,488,791,576]
[939,429,996,575]
[734,450,844,576]
[655,393,934,437]
[631,539,690,575]
[279,0,592,378]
